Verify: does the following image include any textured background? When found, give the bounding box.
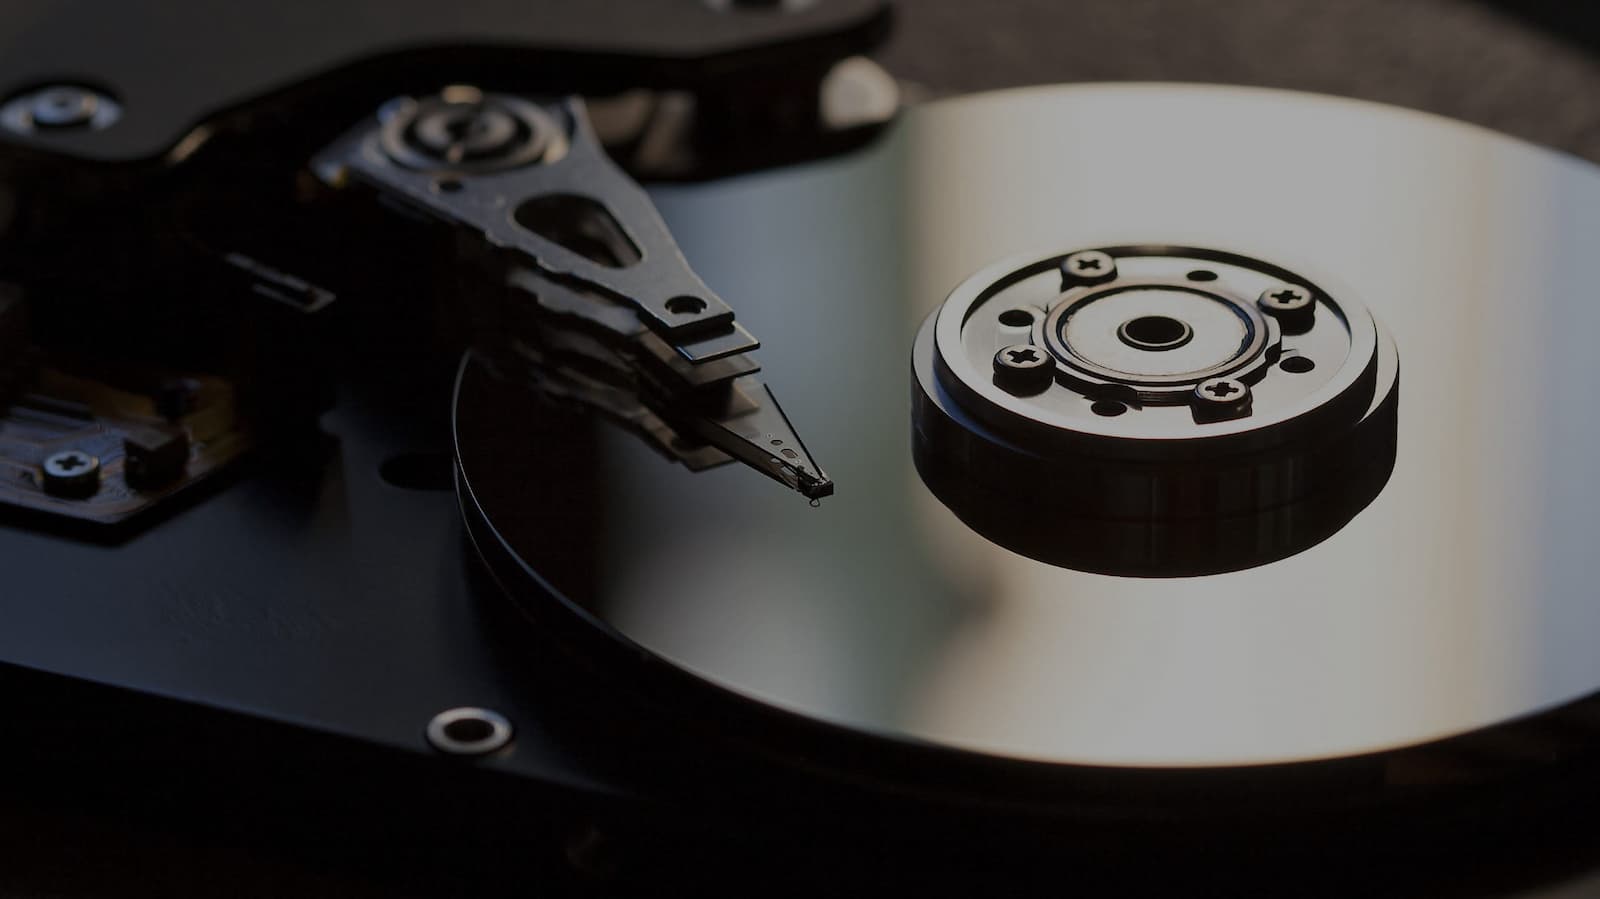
[883,0,1600,163]
[7,1,1600,896]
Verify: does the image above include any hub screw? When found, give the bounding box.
[1258,284,1315,333]
[41,449,101,498]
[1192,377,1252,422]
[1060,250,1117,288]
[993,344,1055,394]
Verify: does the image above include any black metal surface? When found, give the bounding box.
[313,90,833,499]
[0,0,874,866]
[8,0,1600,896]
[0,0,890,165]
[0,358,605,795]
[319,94,747,344]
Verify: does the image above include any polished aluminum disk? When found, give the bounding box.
[460,83,1600,770]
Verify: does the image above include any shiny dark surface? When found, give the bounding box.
[5,79,1599,775]
[0,0,889,163]
[465,84,1600,767]
[10,1,1600,894]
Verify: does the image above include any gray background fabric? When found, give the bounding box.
[882,0,1600,163]
[7,2,1600,896]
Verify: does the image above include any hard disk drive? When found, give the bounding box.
[6,1,1600,895]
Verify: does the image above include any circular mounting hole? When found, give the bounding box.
[1281,355,1316,374]
[1091,400,1128,417]
[426,707,513,756]
[434,176,464,193]
[666,296,707,316]
[998,309,1035,328]
[1186,269,1218,282]
[444,717,494,743]
[1117,315,1194,352]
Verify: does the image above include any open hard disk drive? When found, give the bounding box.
[11,1,1600,895]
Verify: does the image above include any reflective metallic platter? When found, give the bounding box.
[459,83,1600,768]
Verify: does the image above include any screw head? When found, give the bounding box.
[1258,284,1315,333]
[31,87,99,128]
[1192,377,1252,422]
[379,91,559,175]
[412,101,520,164]
[41,449,101,497]
[426,707,514,756]
[1060,250,1117,288]
[993,344,1055,394]
[0,85,121,135]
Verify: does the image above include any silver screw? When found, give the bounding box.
[32,87,98,127]
[992,343,1055,395]
[1192,377,1252,422]
[1259,284,1311,313]
[1060,250,1117,288]
[41,449,101,498]
[1258,284,1315,333]
[1,85,121,135]
[425,707,514,756]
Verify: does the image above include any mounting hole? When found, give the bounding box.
[426,707,514,756]
[666,296,707,316]
[445,717,493,742]
[1117,315,1194,352]
[1186,269,1218,282]
[1091,400,1128,417]
[434,176,464,193]
[1281,355,1316,374]
[998,309,1035,328]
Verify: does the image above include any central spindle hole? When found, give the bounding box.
[1117,315,1193,351]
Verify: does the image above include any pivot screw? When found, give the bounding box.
[411,101,520,165]
[378,91,560,175]
[1192,377,1252,422]
[1258,284,1315,334]
[426,706,514,756]
[1060,250,1117,288]
[993,344,1055,395]
[41,449,100,498]
[0,85,121,135]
